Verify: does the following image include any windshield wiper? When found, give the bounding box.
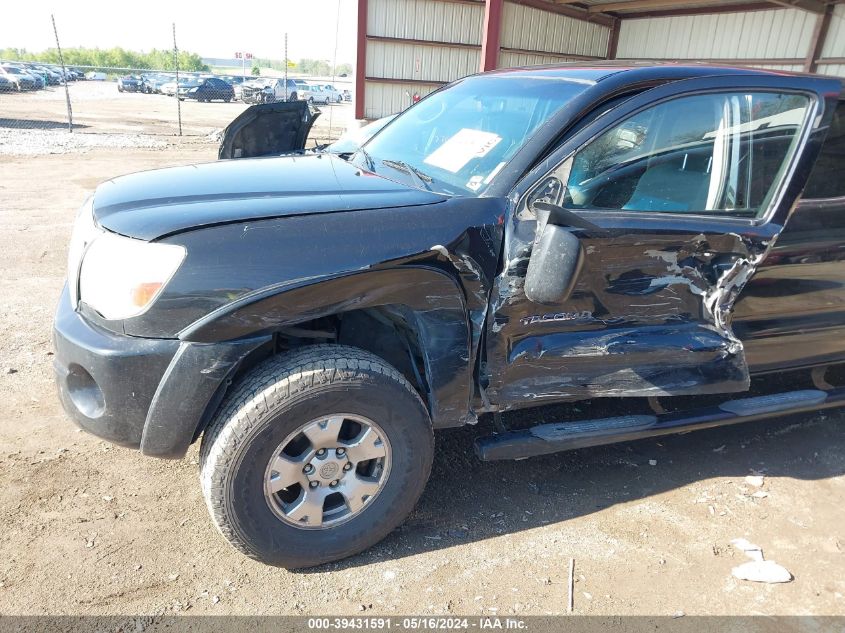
[381,159,433,191]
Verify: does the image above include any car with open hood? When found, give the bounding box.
[54,63,845,569]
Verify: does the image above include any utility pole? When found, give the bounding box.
[173,22,182,136]
[51,14,73,133]
[284,33,289,102]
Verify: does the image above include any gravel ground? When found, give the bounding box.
[0,128,171,155]
[0,85,843,621]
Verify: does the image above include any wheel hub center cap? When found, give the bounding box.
[318,461,340,480]
[305,451,350,484]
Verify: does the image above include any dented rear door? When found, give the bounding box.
[485,74,842,408]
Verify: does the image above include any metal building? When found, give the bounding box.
[355,0,845,120]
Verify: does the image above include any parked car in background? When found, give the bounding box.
[161,77,200,97]
[9,64,45,89]
[319,84,343,103]
[85,71,107,81]
[0,65,40,91]
[293,79,310,99]
[34,65,63,85]
[182,77,235,102]
[241,78,300,104]
[306,84,330,105]
[117,75,144,93]
[141,73,172,94]
[342,89,352,102]
[231,76,257,101]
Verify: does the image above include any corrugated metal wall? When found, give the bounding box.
[367,0,484,44]
[361,0,611,119]
[616,8,816,64]
[363,81,442,119]
[361,1,843,121]
[500,2,610,60]
[363,0,484,119]
[819,4,845,78]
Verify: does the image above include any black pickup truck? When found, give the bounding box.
[54,63,845,568]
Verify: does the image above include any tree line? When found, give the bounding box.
[0,47,209,72]
[254,57,353,77]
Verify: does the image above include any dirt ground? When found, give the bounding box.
[0,81,844,620]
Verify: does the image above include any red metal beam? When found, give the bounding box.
[500,46,604,60]
[621,2,780,19]
[364,76,448,86]
[481,0,504,71]
[367,35,480,50]
[805,3,834,72]
[508,0,616,28]
[606,17,621,59]
[355,0,368,120]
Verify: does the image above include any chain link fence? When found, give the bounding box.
[1,17,354,156]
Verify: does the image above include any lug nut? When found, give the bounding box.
[336,448,346,457]
[316,448,327,457]
[303,464,314,475]
[330,480,339,488]
[309,481,320,489]
[343,463,353,471]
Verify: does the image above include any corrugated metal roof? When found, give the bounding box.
[532,0,831,16]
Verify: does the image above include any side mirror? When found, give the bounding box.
[524,201,599,305]
[524,223,584,305]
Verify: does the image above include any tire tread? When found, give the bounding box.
[199,344,429,564]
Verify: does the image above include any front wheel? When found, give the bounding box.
[200,345,434,568]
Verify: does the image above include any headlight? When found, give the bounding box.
[66,197,101,308]
[79,232,185,320]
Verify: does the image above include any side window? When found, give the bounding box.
[804,101,845,199]
[562,92,810,217]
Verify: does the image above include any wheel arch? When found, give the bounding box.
[180,266,476,430]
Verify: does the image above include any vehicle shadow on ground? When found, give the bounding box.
[297,403,844,572]
[0,118,89,130]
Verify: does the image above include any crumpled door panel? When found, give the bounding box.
[486,210,778,406]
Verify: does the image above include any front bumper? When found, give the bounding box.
[53,286,180,449]
[53,286,272,458]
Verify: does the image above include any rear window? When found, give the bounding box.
[804,101,845,199]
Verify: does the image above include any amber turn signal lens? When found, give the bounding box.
[131,282,164,308]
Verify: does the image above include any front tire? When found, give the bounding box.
[200,345,433,568]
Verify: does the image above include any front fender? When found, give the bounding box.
[179,266,474,428]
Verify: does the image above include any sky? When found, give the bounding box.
[5,0,358,64]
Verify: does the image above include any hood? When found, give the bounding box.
[218,101,317,160]
[92,153,447,240]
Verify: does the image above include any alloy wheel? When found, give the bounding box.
[263,414,392,529]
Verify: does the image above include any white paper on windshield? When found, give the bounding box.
[424,128,502,173]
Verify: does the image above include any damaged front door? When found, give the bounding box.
[486,74,840,408]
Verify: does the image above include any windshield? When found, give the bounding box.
[329,115,396,155]
[357,74,589,196]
